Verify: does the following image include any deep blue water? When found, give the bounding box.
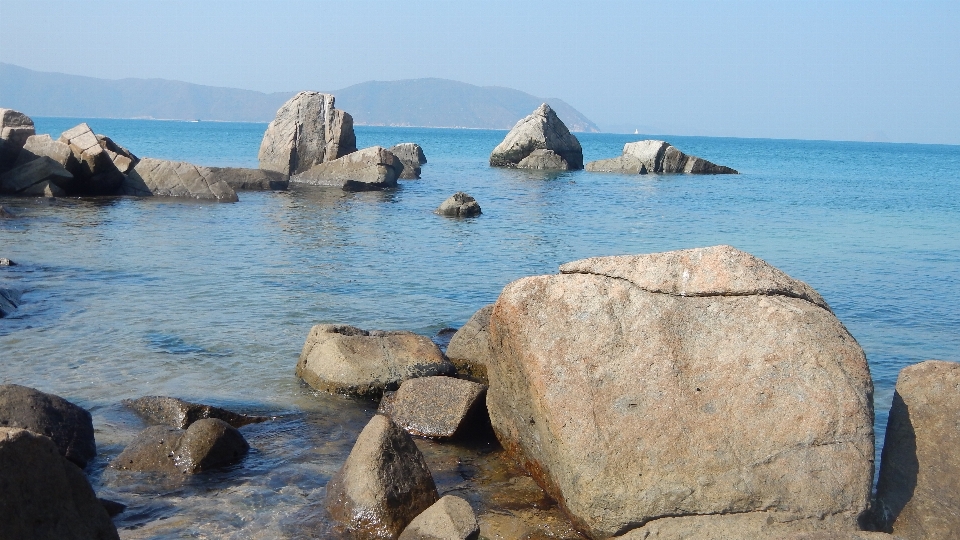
[1,118,958,537]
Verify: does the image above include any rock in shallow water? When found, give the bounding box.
[585,140,737,175]
[436,192,481,217]
[489,103,583,170]
[111,418,249,474]
[378,376,487,439]
[389,143,427,179]
[291,146,402,191]
[0,156,72,196]
[123,396,269,429]
[207,166,289,191]
[121,157,239,201]
[258,91,357,175]
[446,304,495,384]
[0,384,97,468]
[399,495,479,540]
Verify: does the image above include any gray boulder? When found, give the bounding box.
[111,418,248,474]
[207,167,289,190]
[516,149,570,170]
[122,157,239,201]
[95,134,138,174]
[436,192,481,218]
[0,156,73,197]
[296,324,453,399]
[487,245,874,538]
[377,376,487,439]
[613,514,903,540]
[0,287,21,317]
[586,140,738,174]
[445,305,495,384]
[16,134,81,175]
[399,495,479,540]
[325,414,439,539]
[0,384,97,468]
[489,103,583,170]
[291,146,401,191]
[123,396,269,429]
[0,427,120,540]
[875,360,960,539]
[389,143,427,179]
[258,91,357,175]
[0,258,13,266]
[0,108,35,173]
[59,123,125,194]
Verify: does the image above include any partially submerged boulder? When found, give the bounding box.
[121,157,239,201]
[517,149,569,170]
[487,245,874,538]
[325,414,439,539]
[399,495,480,540]
[0,156,72,197]
[0,384,97,468]
[875,360,960,539]
[445,305,495,384]
[290,146,401,191]
[0,287,21,317]
[378,376,487,439]
[436,192,481,217]
[585,140,738,175]
[389,143,427,179]
[0,427,120,540]
[489,104,583,170]
[59,123,125,194]
[207,167,289,191]
[258,91,357,175]
[0,108,35,173]
[123,396,269,429]
[111,418,248,474]
[296,324,452,398]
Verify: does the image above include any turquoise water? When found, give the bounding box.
[1,118,958,537]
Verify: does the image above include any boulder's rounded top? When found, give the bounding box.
[0,108,34,128]
[559,245,830,310]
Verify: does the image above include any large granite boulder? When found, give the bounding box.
[377,376,487,439]
[0,287,21,317]
[0,384,97,468]
[258,91,357,175]
[296,324,453,398]
[399,495,480,540]
[445,304,495,384]
[123,396,269,429]
[489,104,583,170]
[207,167,289,190]
[325,414,439,539]
[0,427,120,540]
[389,143,427,179]
[613,514,903,540]
[874,360,960,539]
[486,245,874,538]
[111,418,248,474]
[121,157,239,201]
[290,146,401,191]
[58,123,125,194]
[0,156,72,197]
[586,140,738,175]
[0,108,35,173]
[436,192,481,217]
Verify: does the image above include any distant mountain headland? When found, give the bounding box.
[0,63,599,132]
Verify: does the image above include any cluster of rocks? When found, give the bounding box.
[585,139,739,174]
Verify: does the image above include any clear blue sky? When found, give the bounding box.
[1,0,958,144]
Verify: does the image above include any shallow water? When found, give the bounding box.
[1,119,959,538]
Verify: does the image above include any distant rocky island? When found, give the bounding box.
[0,63,599,132]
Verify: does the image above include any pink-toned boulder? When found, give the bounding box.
[258,91,357,175]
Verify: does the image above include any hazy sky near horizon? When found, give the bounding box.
[1,0,958,144]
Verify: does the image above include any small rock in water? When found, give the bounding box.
[123,395,270,429]
[436,192,481,218]
[0,384,97,468]
[0,258,13,266]
[585,139,738,175]
[111,418,249,474]
[388,143,427,179]
[377,376,487,439]
[399,495,479,540]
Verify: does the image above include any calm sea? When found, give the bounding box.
[1,118,958,538]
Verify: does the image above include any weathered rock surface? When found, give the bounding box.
[325,414,439,539]
[874,360,960,539]
[613,513,901,539]
[399,495,479,540]
[0,287,21,317]
[95,134,138,174]
[207,167,289,190]
[258,91,357,175]
[446,305,495,384]
[0,427,120,540]
[291,146,401,191]
[436,192,481,217]
[586,140,738,175]
[122,157,239,201]
[0,156,72,196]
[389,143,427,179]
[111,418,248,474]
[0,384,97,468]
[487,245,874,538]
[296,324,452,398]
[16,134,81,177]
[59,123,125,194]
[378,376,487,439]
[489,104,583,170]
[123,396,269,429]
[517,149,570,170]
[0,108,35,173]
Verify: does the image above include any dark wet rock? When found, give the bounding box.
[207,167,289,190]
[0,287,20,317]
[0,156,73,196]
[290,146,401,191]
[123,396,270,429]
[585,140,738,175]
[296,324,452,399]
[258,91,357,175]
[58,123,125,194]
[875,360,960,539]
[399,495,479,540]
[325,414,439,539]
[517,148,570,170]
[389,143,427,179]
[0,384,96,468]
[111,418,248,474]
[377,376,487,439]
[0,108,35,174]
[446,305,495,384]
[98,498,127,517]
[489,104,583,170]
[436,192,481,218]
[0,427,120,540]
[121,157,239,201]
